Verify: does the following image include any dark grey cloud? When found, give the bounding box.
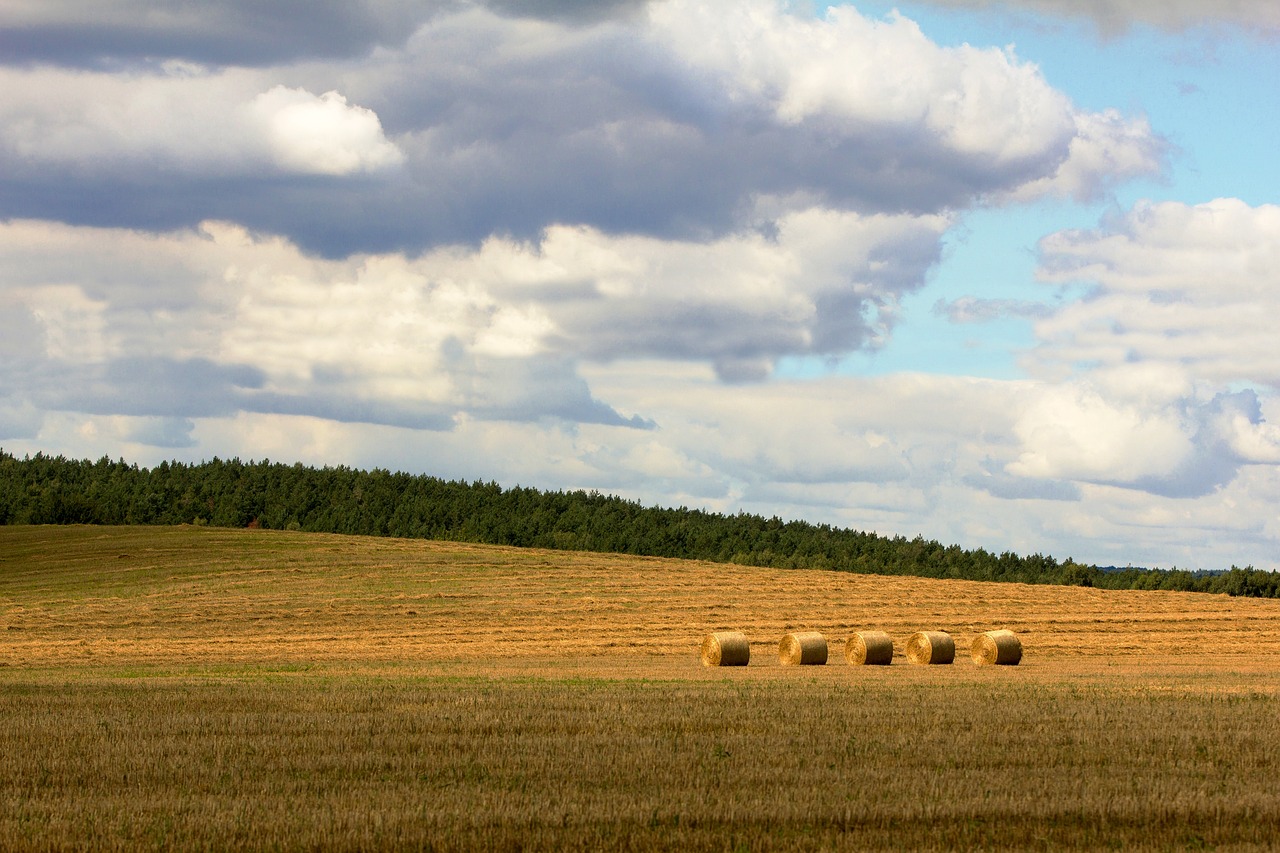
[122,417,197,448]
[460,355,656,427]
[6,345,644,433]
[484,0,649,23]
[0,396,42,441]
[0,0,652,70]
[241,392,456,431]
[964,469,1082,501]
[0,1,447,68]
[36,357,268,419]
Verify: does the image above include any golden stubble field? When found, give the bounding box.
[4,524,1280,679]
[4,525,1280,851]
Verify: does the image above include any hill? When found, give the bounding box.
[2,450,1277,597]
[5,525,1280,671]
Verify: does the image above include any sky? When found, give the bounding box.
[2,0,1279,570]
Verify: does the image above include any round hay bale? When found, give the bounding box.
[846,631,894,665]
[779,631,828,666]
[971,629,1022,666]
[905,631,955,665]
[700,631,750,666]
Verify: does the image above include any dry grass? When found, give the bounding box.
[2,671,1280,851]
[6,525,1280,671]
[4,525,1280,850]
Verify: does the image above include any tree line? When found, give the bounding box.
[2,450,1276,598]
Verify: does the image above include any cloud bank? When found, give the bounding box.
[0,1,1161,256]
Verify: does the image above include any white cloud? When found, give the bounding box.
[1033,198,1280,386]
[250,86,404,175]
[23,286,114,363]
[0,206,945,430]
[651,1,1073,166]
[220,205,952,387]
[1005,198,1280,499]
[8,358,1280,569]
[648,0,1161,197]
[1007,382,1195,482]
[0,66,402,177]
[999,109,1166,202]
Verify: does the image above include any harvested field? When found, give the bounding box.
[4,525,1280,851]
[4,525,1280,670]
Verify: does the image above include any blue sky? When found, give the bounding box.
[3,1,1280,570]
[819,3,1280,380]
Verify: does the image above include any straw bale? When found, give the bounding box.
[905,631,955,665]
[779,631,828,666]
[700,631,750,666]
[970,629,1022,666]
[846,630,894,665]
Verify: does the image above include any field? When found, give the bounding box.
[3,525,1280,850]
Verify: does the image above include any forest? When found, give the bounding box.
[2,450,1276,598]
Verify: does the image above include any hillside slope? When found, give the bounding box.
[4,525,1279,671]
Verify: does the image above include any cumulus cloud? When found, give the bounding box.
[0,2,1159,256]
[447,206,951,379]
[1008,381,1195,485]
[1009,383,1280,498]
[0,67,402,180]
[651,2,1077,169]
[998,109,1166,203]
[0,204,944,431]
[1033,198,1280,386]
[250,86,404,174]
[1006,199,1280,499]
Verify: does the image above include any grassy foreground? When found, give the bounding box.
[4,673,1280,851]
[3,526,1280,850]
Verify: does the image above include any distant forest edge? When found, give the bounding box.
[2,450,1277,598]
